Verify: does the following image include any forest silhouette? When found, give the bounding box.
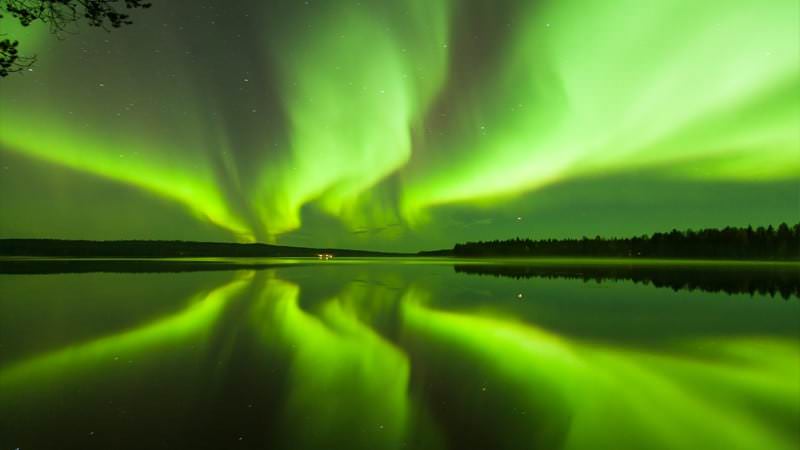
[450,223,800,260]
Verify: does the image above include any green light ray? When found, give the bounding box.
[0,117,255,241]
[401,0,799,220]
[0,0,796,247]
[253,0,450,236]
[0,24,256,241]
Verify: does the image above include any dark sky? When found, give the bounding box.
[0,0,797,250]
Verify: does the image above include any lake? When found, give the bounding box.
[1,258,798,450]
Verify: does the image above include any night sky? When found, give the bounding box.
[0,0,798,251]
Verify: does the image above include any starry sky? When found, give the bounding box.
[0,0,798,251]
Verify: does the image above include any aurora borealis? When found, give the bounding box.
[2,3,798,445]
[0,0,798,250]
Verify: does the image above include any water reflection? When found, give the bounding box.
[1,261,798,450]
[454,260,800,299]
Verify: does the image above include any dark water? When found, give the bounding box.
[1,258,798,450]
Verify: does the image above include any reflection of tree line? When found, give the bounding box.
[451,223,800,260]
[453,264,800,299]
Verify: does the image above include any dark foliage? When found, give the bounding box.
[0,0,151,76]
[0,239,403,258]
[454,263,800,299]
[452,223,800,260]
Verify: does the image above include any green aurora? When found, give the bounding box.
[0,0,798,250]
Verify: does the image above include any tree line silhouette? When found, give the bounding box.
[451,223,800,260]
[454,263,799,300]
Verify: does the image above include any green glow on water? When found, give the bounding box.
[403,302,800,450]
[250,274,412,449]
[0,272,253,391]
[1,263,798,449]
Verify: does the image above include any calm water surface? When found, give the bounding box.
[1,258,798,450]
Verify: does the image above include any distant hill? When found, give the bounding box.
[0,239,405,258]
